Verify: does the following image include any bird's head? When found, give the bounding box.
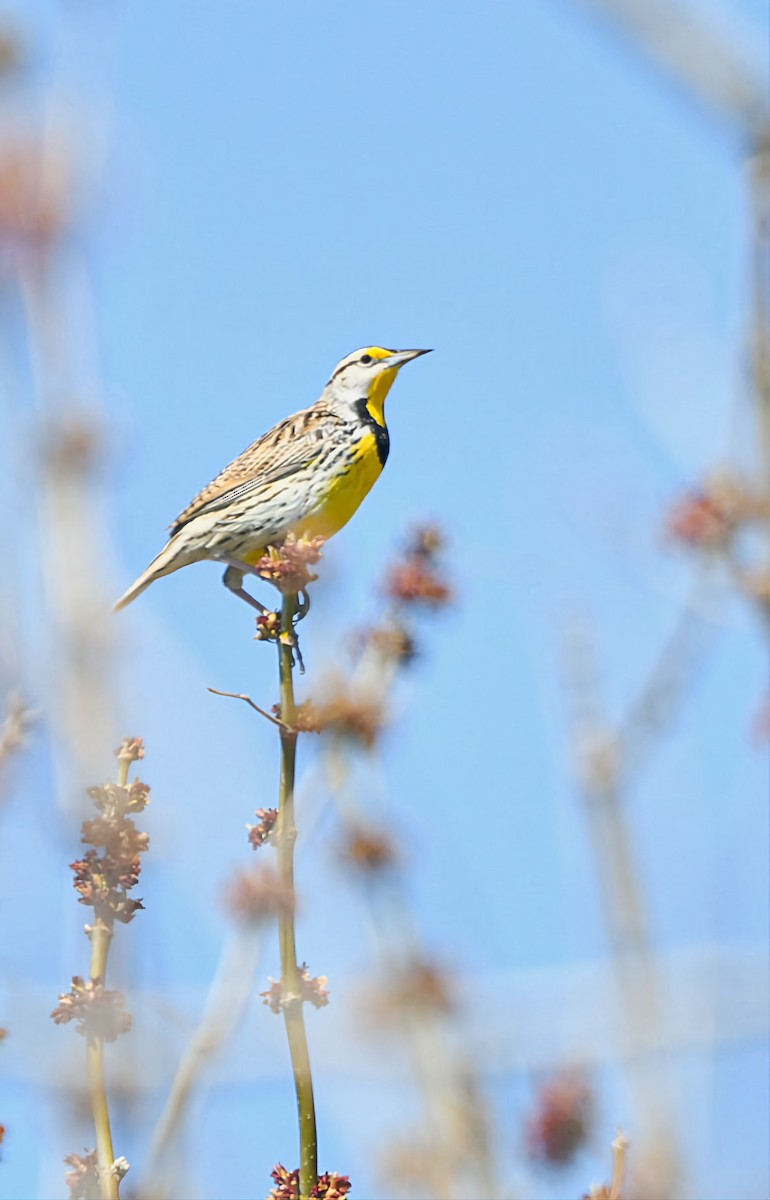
[326,346,432,425]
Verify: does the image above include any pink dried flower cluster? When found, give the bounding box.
[526,1071,593,1166]
[356,621,417,666]
[349,524,452,671]
[261,964,330,1014]
[667,491,733,547]
[116,736,145,764]
[666,473,770,622]
[0,132,72,253]
[225,865,295,924]
[382,524,453,610]
[64,1149,99,1199]
[666,472,768,549]
[268,1163,351,1199]
[254,534,326,595]
[72,777,150,923]
[338,824,399,873]
[51,977,131,1042]
[290,691,387,748]
[373,958,456,1022]
[247,807,279,850]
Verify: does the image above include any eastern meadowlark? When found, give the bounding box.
[115,346,431,612]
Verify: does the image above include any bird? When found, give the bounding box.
[115,345,432,612]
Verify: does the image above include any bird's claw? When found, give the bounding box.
[295,590,311,622]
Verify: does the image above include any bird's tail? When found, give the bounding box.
[114,539,188,611]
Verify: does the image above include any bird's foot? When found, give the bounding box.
[222,564,269,614]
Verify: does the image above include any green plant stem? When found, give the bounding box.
[277,592,318,1199]
[87,754,129,1200]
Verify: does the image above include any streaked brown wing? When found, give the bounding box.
[170,405,337,534]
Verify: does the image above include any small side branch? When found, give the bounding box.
[208,687,291,731]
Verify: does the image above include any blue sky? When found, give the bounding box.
[1,2,768,1198]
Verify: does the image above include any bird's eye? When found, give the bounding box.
[359,354,373,365]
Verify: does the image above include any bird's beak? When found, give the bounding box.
[379,348,433,371]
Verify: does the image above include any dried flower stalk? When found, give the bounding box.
[275,590,318,1197]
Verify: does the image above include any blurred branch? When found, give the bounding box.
[1,105,121,811]
[571,0,768,138]
[615,567,719,777]
[748,128,770,481]
[142,930,264,1197]
[560,11,768,1191]
[565,621,684,1200]
[0,692,35,795]
[584,1128,629,1200]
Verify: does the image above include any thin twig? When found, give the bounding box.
[207,687,291,731]
[565,622,682,1195]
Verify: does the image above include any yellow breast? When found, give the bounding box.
[299,431,384,542]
